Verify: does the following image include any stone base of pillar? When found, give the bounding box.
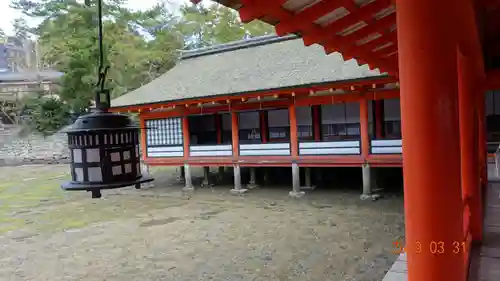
[136,162,154,189]
[182,186,195,192]
[217,166,225,182]
[247,184,259,189]
[289,191,305,198]
[201,167,212,188]
[176,166,185,182]
[247,167,259,189]
[230,188,248,194]
[360,193,381,201]
[300,185,316,191]
[201,180,213,188]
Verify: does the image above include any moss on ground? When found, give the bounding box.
[0,165,176,235]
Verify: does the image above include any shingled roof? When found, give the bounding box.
[111,34,384,108]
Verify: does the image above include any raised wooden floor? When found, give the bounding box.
[468,180,500,281]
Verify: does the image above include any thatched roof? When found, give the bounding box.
[111,34,383,108]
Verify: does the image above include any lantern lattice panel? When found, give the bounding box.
[145,118,183,146]
[68,130,141,184]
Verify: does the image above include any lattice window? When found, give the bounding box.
[145,117,183,146]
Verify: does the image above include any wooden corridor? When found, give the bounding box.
[469,179,500,281]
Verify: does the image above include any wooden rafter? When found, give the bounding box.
[323,13,396,52]
[239,0,288,23]
[235,0,398,73]
[274,0,355,36]
[302,0,392,46]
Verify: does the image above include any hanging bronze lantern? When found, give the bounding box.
[60,0,153,198]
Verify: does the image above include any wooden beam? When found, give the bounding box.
[303,0,392,46]
[238,0,287,23]
[324,13,396,51]
[275,0,354,36]
[351,31,397,54]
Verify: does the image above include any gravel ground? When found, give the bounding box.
[0,165,405,281]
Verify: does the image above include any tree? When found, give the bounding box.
[8,0,274,135]
[12,17,30,41]
[18,95,71,136]
[177,3,274,49]
[11,0,183,113]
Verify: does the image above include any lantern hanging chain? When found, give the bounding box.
[95,0,109,92]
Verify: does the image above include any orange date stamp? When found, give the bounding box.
[392,240,466,255]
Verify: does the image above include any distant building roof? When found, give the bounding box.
[111,35,384,108]
[0,70,64,82]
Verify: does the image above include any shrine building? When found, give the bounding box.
[111,34,403,198]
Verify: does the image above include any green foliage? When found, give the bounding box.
[9,0,275,135]
[18,96,71,137]
[178,3,274,49]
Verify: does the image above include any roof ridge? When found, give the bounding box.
[181,34,299,60]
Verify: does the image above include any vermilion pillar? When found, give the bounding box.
[259,111,268,143]
[182,115,190,159]
[458,51,482,242]
[456,0,485,243]
[139,116,147,161]
[397,0,465,281]
[374,100,384,139]
[359,99,370,158]
[215,113,222,144]
[455,0,487,195]
[231,111,239,157]
[478,93,487,188]
[312,105,321,141]
[289,103,298,157]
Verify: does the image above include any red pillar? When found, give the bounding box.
[312,105,321,141]
[231,111,239,157]
[374,100,384,139]
[259,110,268,143]
[215,113,222,144]
[458,51,482,242]
[182,115,190,159]
[478,93,487,189]
[139,116,147,161]
[289,103,298,158]
[397,0,465,280]
[359,99,370,158]
[455,0,487,195]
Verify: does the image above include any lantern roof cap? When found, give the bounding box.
[62,111,139,133]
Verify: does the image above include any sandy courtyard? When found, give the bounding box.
[0,165,404,281]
